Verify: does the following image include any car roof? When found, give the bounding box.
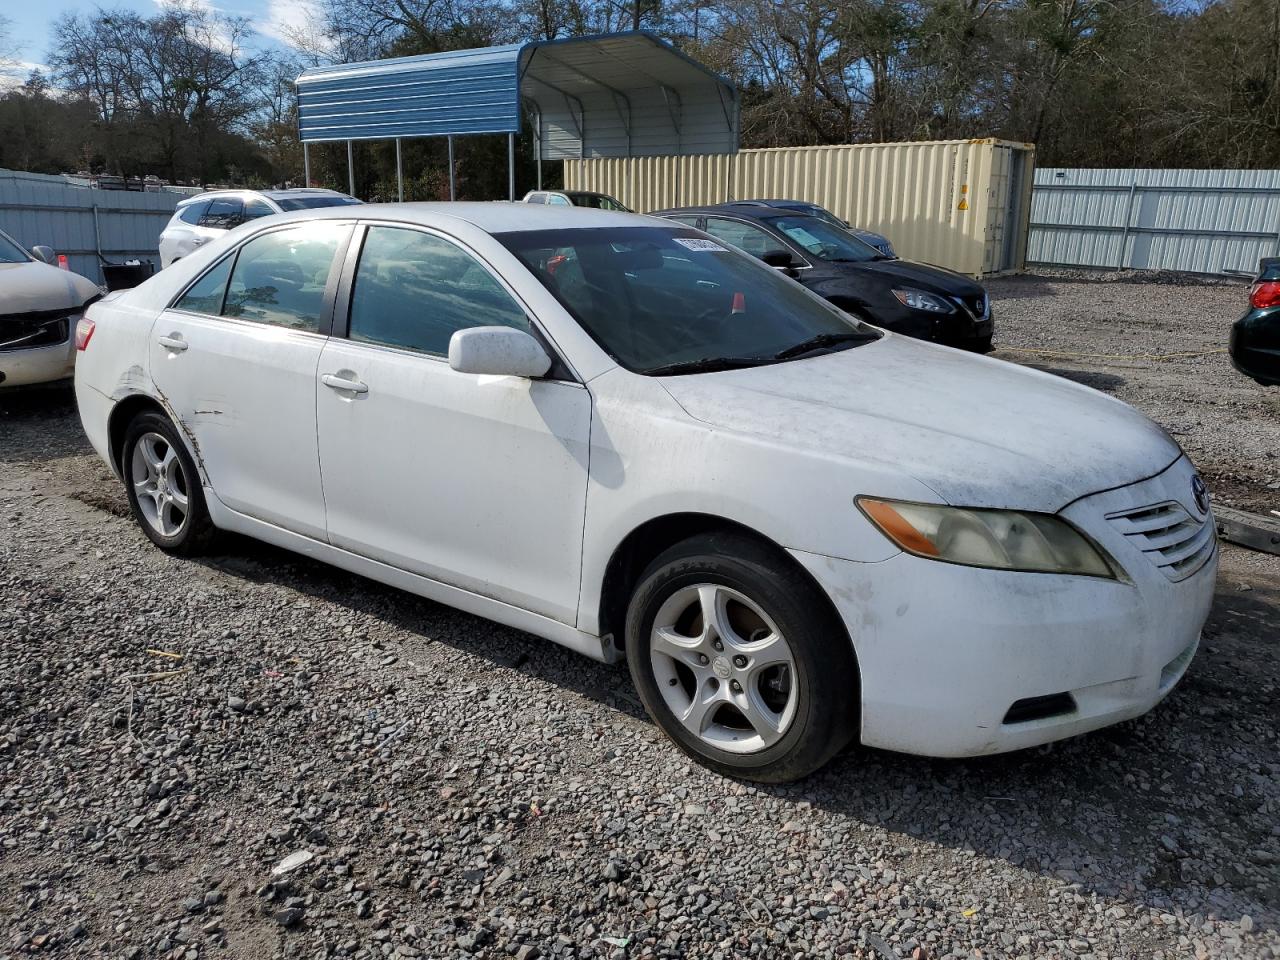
[177,187,352,206]
[650,204,784,222]
[214,201,659,233]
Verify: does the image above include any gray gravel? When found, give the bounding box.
[2,275,1279,959]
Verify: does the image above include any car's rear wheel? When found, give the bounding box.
[122,411,216,555]
[624,532,859,782]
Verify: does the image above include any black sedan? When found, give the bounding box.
[651,204,993,351]
[1231,257,1280,386]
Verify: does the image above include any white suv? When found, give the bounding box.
[158,188,360,268]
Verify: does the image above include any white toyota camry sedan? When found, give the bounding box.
[75,203,1217,782]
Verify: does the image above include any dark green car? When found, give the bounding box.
[1232,257,1280,386]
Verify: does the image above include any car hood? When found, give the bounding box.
[831,257,984,296]
[0,261,100,315]
[657,335,1180,513]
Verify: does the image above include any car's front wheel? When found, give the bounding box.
[121,411,216,555]
[625,532,859,782]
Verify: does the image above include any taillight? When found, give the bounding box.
[75,316,96,351]
[1249,280,1280,309]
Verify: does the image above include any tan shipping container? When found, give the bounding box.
[564,138,1035,277]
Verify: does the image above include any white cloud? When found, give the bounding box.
[0,60,50,92]
[258,0,334,55]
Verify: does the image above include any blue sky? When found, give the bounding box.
[3,0,307,85]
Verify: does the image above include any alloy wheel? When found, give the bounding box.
[649,583,798,753]
[130,431,190,538]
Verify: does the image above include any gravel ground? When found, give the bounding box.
[2,275,1279,960]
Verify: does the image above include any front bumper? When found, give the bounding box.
[791,457,1217,757]
[0,337,76,388]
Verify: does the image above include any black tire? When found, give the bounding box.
[624,532,860,782]
[121,410,217,556]
[973,333,995,353]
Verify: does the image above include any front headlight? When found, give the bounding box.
[856,498,1117,578]
[891,288,954,313]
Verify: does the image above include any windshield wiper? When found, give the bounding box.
[773,331,880,361]
[643,356,770,377]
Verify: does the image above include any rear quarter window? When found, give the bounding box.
[177,201,210,225]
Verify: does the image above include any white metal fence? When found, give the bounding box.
[0,169,180,284]
[1028,168,1280,276]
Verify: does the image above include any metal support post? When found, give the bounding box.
[347,140,355,197]
[395,138,404,202]
[508,133,516,201]
[448,136,456,200]
[303,143,310,188]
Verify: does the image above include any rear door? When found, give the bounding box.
[315,223,591,623]
[150,221,352,539]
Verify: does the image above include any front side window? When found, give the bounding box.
[221,223,346,332]
[178,201,210,225]
[702,217,786,259]
[773,216,881,263]
[199,198,244,229]
[347,226,530,357]
[174,256,233,315]
[498,226,877,374]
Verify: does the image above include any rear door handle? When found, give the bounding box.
[321,373,369,395]
[157,334,188,352]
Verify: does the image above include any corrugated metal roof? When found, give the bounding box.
[295,31,738,159]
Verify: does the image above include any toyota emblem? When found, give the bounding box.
[1191,475,1210,516]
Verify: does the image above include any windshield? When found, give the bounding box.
[274,195,361,211]
[567,193,631,212]
[795,206,845,228]
[772,216,882,263]
[0,231,31,264]
[497,226,878,375]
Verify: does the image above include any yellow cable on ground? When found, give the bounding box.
[998,346,1229,363]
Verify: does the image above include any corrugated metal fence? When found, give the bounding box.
[1029,168,1280,276]
[0,169,178,284]
[566,139,1036,277]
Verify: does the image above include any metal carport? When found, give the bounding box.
[295,31,739,201]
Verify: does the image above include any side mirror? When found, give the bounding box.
[761,249,798,271]
[31,245,55,264]
[448,326,551,379]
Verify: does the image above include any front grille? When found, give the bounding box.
[1107,501,1215,582]
[0,312,71,352]
[951,293,989,319]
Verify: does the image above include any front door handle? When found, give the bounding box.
[157,334,188,352]
[321,373,369,395]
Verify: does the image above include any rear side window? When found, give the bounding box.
[347,226,530,357]
[243,198,276,220]
[200,198,244,229]
[178,201,210,225]
[526,194,545,205]
[174,256,233,314]
[547,194,572,206]
[221,224,346,332]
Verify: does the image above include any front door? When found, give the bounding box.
[316,224,592,624]
[149,221,351,540]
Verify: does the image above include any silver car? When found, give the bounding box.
[158,188,360,268]
[0,229,101,388]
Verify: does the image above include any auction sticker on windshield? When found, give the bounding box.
[673,237,729,253]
